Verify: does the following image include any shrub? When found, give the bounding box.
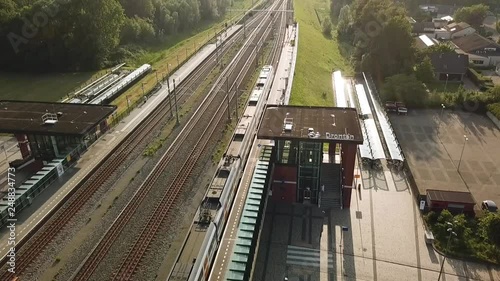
[468,68,483,86]
[322,20,332,36]
[487,103,500,119]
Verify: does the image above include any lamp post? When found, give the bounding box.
[438,104,445,135]
[437,223,457,281]
[444,74,449,92]
[457,135,468,172]
[166,77,173,117]
[173,79,179,126]
[167,63,171,75]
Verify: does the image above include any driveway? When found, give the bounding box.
[480,70,500,86]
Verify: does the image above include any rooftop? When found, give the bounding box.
[412,22,435,33]
[257,106,363,143]
[0,100,116,136]
[452,33,500,53]
[415,34,436,50]
[429,53,468,74]
[445,22,471,33]
[427,189,476,205]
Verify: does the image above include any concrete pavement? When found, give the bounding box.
[252,158,500,281]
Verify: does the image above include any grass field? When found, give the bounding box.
[426,81,462,93]
[0,71,104,101]
[290,0,352,106]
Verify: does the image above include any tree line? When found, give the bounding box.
[0,0,232,71]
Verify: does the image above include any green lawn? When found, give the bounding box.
[290,0,352,106]
[0,71,104,102]
[426,81,462,93]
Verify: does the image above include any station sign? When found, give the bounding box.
[325,133,355,141]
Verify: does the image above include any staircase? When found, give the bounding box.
[320,163,342,209]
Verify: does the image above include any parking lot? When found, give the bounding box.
[390,109,500,210]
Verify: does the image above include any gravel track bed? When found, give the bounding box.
[84,87,229,280]
[51,118,188,281]
[136,127,223,281]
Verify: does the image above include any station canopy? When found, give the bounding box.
[258,105,363,143]
[0,100,116,136]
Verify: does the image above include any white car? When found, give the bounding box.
[397,107,408,115]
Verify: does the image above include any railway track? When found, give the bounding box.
[69,1,282,280]
[0,7,267,280]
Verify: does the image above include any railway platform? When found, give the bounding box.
[268,23,298,105]
[0,24,242,261]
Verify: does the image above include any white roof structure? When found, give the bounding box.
[358,126,372,159]
[364,77,404,162]
[364,119,385,159]
[419,34,436,47]
[441,15,453,22]
[346,82,356,109]
[333,71,347,107]
[355,84,372,116]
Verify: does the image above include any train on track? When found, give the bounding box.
[169,65,274,281]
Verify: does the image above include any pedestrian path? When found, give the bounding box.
[286,245,333,269]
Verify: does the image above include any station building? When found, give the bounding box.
[257,106,363,209]
[0,100,116,225]
[0,100,115,162]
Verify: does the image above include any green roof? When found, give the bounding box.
[225,145,272,280]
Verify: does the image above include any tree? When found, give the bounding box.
[415,56,435,83]
[417,43,455,62]
[479,212,500,248]
[330,0,352,22]
[337,5,351,38]
[381,74,427,106]
[65,0,125,69]
[454,4,489,28]
[322,20,332,36]
[120,0,154,19]
[349,0,415,80]
[0,0,18,25]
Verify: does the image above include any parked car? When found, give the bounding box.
[397,107,408,115]
[481,200,498,212]
[385,101,397,112]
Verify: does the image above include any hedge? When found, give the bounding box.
[467,68,493,90]
[487,103,500,120]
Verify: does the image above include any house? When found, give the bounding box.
[446,22,475,39]
[433,16,453,28]
[426,189,476,215]
[452,33,500,66]
[412,22,436,35]
[419,4,459,18]
[429,53,469,82]
[432,18,449,28]
[415,34,437,50]
[434,22,476,40]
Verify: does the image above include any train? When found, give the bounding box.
[169,65,274,281]
[89,64,152,105]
